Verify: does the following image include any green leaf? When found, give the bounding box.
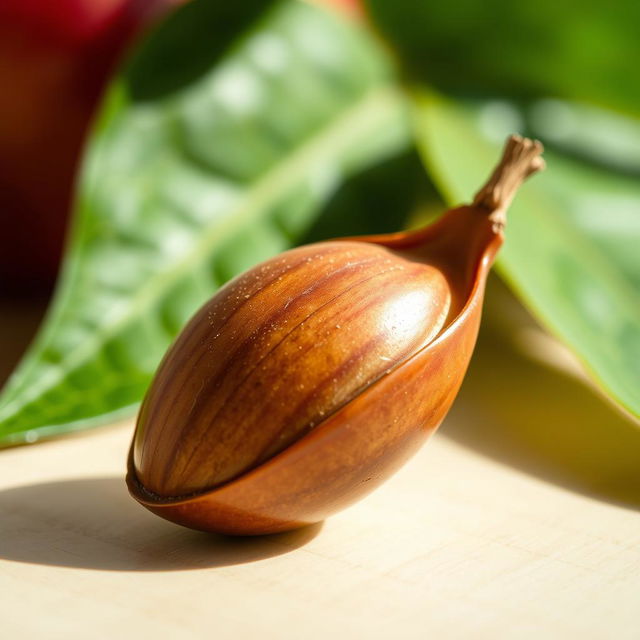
[412,91,640,419]
[365,0,640,117]
[0,0,411,446]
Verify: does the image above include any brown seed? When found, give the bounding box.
[127,135,544,535]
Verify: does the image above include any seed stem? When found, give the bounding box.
[473,134,545,232]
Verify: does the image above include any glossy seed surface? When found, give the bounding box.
[134,240,453,496]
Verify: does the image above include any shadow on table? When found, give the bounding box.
[0,476,322,571]
[443,278,640,511]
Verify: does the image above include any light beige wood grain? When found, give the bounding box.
[1,281,639,639]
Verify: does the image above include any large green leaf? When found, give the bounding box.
[0,0,411,446]
[365,0,640,117]
[412,92,640,419]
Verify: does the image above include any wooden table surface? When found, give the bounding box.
[1,284,639,639]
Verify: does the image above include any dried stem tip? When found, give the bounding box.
[473,134,545,231]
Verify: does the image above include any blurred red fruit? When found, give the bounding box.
[0,0,179,295]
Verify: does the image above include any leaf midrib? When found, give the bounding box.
[0,85,406,427]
